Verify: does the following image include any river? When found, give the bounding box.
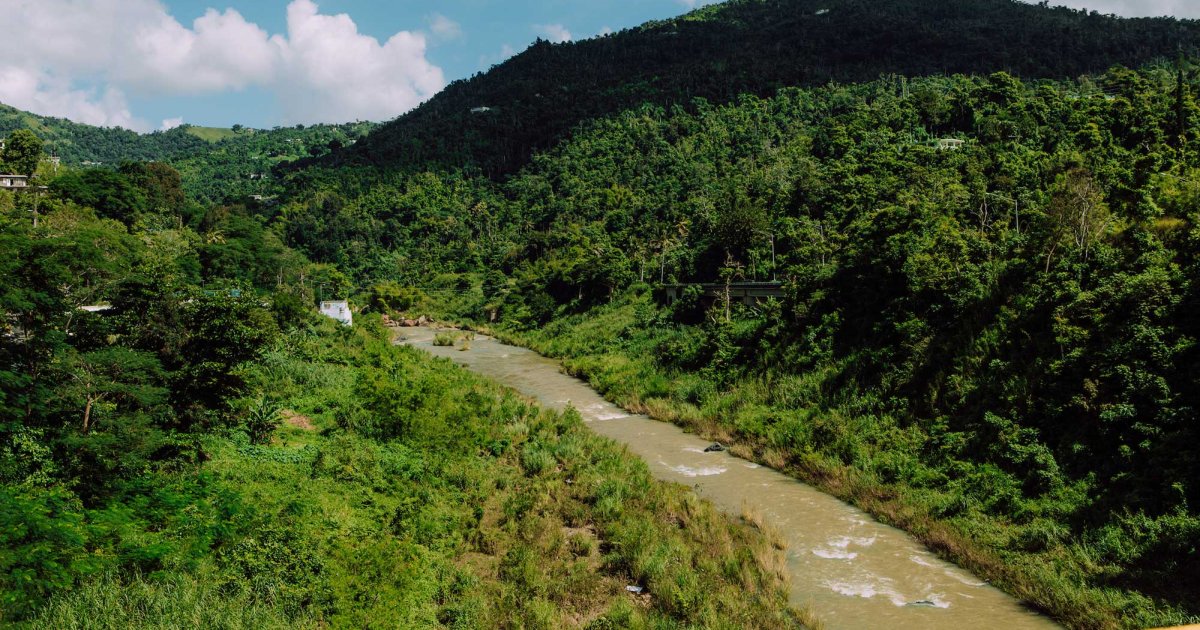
[399,327,1058,630]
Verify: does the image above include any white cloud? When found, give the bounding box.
[534,23,572,43]
[0,66,143,130]
[161,117,184,131]
[1026,1,1200,18]
[0,0,446,129]
[274,0,444,124]
[122,7,277,93]
[597,26,614,37]
[427,13,463,41]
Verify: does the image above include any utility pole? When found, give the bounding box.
[754,229,777,281]
[24,185,48,228]
[984,191,1020,235]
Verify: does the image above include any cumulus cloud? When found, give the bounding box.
[534,23,572,43]
[427,13,463,41]
[0,66,141,129]
[274,0,444,124]
[1027,1,1200,18]
[161,117,184,131]
[0,0,446,130]
[123,7,277,93]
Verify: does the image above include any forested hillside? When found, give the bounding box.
[6,0,1200,627]
[0,132,801,626]
[347,0,1200,176]
[0,103,208,166]
[275,59,1200,627]
[0,104,375,204]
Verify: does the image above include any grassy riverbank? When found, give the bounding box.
[12,318,807,628]
[436,289,1198,630]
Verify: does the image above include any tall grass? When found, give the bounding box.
[22,316,809,628]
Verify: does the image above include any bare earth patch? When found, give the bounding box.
[281,410,317,431]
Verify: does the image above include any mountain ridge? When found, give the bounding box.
[348,0,1200,176]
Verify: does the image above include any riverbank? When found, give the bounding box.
[400,325,1055,629]
[413,292,1195,630]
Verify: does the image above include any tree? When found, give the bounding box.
[2,130,44,177]
[1045,167,1112,270]
[118,162,185,213]
[49,169,146,225]
[57,347,166,433]
[173,287,279,417]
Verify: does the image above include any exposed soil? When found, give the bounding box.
[282,410,317,431]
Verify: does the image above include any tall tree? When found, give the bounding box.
[2,130,43,177]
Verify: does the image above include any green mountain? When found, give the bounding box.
[268,1,1200,626]
[350,0,1200,176]
[0,103,209,166]
[0,103,377,204]
[7,0,1200,626]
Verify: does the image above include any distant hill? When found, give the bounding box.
[183,126,240,143]
[0,103,210,166]
[350,0,1200,176]
[0,103,377,204]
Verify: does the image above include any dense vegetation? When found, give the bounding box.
[0,137,802,627]
[272,62,1200,627]
[266,5,1200,624]
[344,0,1200,177]
[6,0,1200,627]
[0,104,375,205]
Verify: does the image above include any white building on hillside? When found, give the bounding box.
[0,174,29,189]
[320,300,353,327]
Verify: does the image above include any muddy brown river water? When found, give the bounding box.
[400,327,1059,630]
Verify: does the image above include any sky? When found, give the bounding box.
[0,0,1197,133]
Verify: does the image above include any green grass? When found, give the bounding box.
[20,317,807,629]
[183,126,239,142]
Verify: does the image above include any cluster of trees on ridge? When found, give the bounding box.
[343,0,1200,177]
[0,103,376,205]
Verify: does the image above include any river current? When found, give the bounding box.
[400,327,1058,630]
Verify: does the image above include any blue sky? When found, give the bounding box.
[0,0,1195,132]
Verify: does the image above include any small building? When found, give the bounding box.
[935,139,965,151]
[470,106,493,114]
[320,300,353,327]
[661,282,785,306]
[0,174,29,189]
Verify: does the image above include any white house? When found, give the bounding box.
[0,174,29,189]
[320,300,353,326]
